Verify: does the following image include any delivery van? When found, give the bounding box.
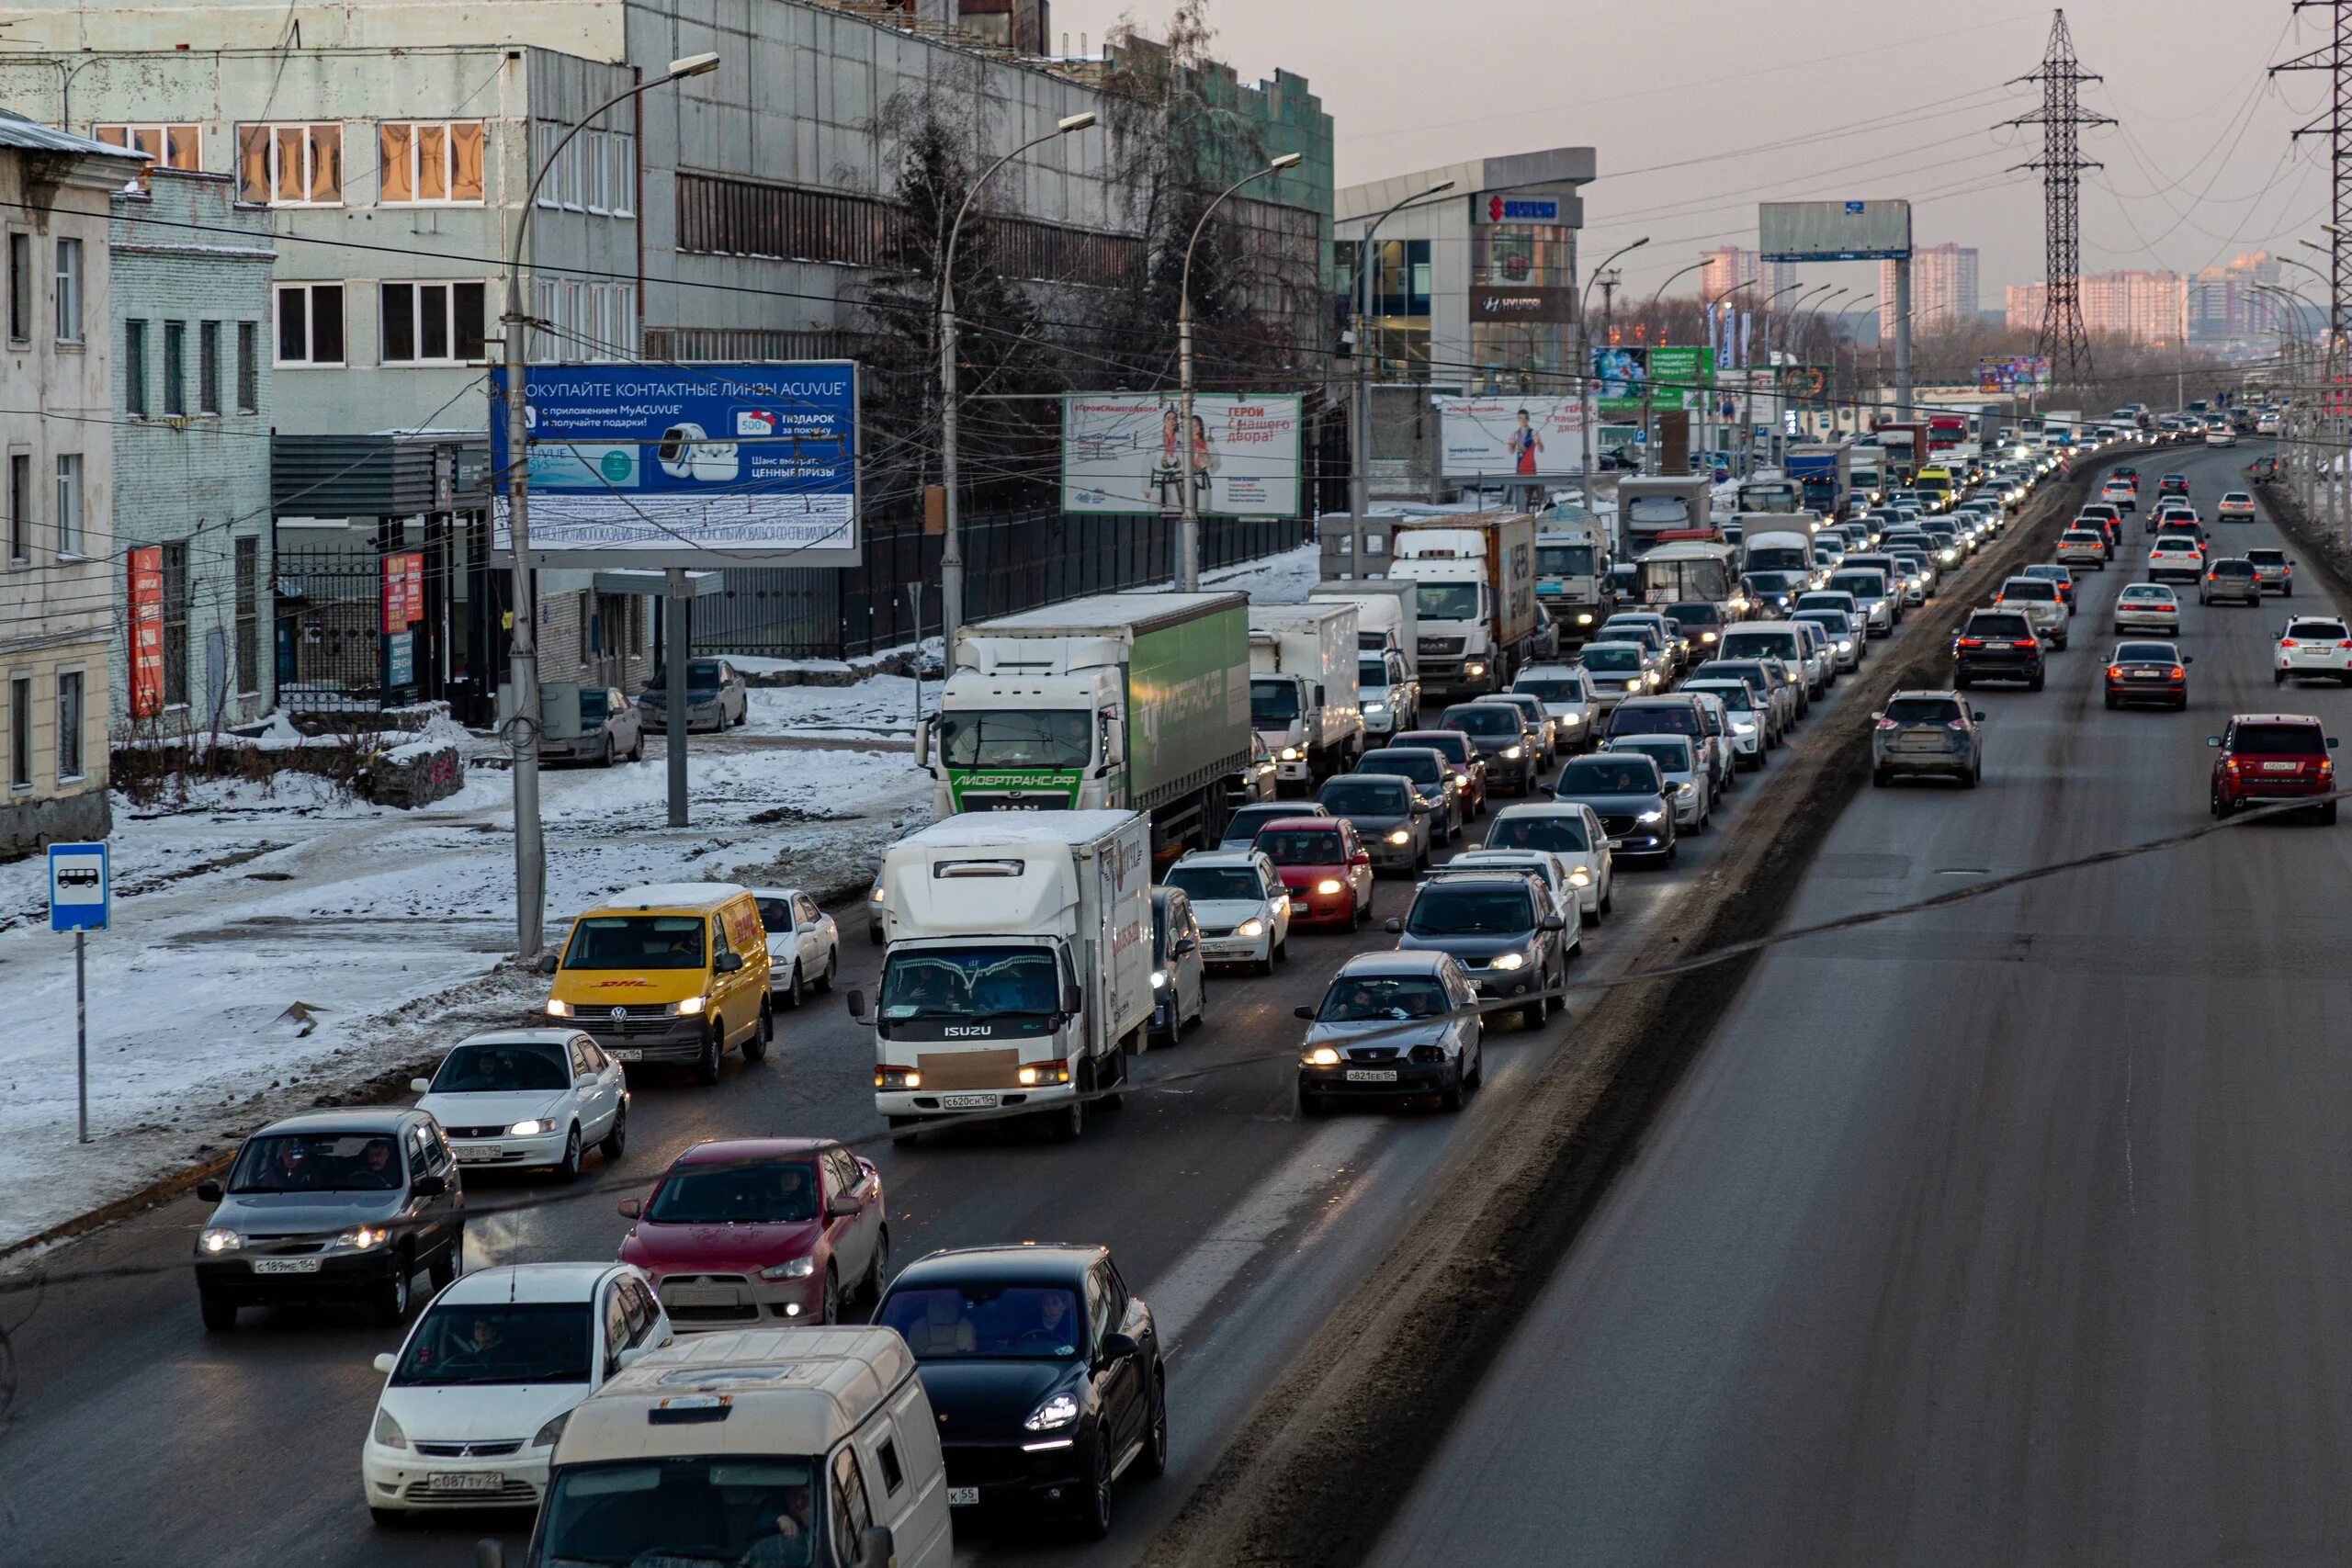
[542,883,773,1084]
[492,1326,951,1568]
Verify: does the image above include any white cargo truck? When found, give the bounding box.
[854,811,1152,1142]
[1248,602,1363,787]
[1308,580,1419,677]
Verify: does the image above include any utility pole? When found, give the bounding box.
[2006,9,2113,387]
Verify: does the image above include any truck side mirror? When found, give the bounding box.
[1061,985,1084,1015]
[846,988,869,1023]
[1102,718,1125,773]
[914,717,931,768]
[854,1526,897,1568]
[537,953,559,976]
[1314,683,1327,706]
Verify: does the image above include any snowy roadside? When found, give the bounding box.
[0,736,929,1255]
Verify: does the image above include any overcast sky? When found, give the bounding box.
[1051,0,2329,310]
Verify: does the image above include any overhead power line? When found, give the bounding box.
[2272,0,2352,337]
[2005,7,2116,385]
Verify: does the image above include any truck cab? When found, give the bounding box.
[1390,513,1539,700]
[1535,522,1612,646]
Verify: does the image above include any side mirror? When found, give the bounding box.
[2333,738,2342,750]
[1973,711,1986,723]
[373,1352,397,1375]
[195,1178,222,1203]
[537,953,559,976]
[854,1526,897,1568]
[846,988,869,1023]
[1103,717,1126,771]
[1295,1005,1317,1021]
[409,1077,432,1095]
[1870,711,1884,722]
[1096,1331,1139,1366]
[2184,655,2194,663]
[1061,985,1084,1016]
[475,1541,506,1568]
[617,1197,643,1219]
[713,952,744,974]
[614,1345,650,1372]
[1385,918,1403,934]
[2206,736,2222,748]
[412,1172,448,1199]
[913,717,931,768]
[1539,914,1566,931]
[827,1195,859,1219]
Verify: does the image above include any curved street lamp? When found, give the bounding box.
[1348,178,1457,519]
[1577,236,1649,497]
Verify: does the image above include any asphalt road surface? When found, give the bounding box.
[1372,441,2352,1568]
[0,569,1917,1568]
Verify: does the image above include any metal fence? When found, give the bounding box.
[273,541,459,714]
[697,509,1310,660]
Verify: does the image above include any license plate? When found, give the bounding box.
[2130,671,2162,681]
[454,1145,502,1163]
[948,1487,979,1507]
[250,1257,321,1275]
[611,1049,640,1062]
[940,1093,999,1111]
[2264,761,2300,772]
[1344,1068,1399,1083]
[428,1472,505,1494]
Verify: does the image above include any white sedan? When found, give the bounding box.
[2112,583,2181,636]
[1479,802,1614,924]
[1164,850,1293,974]
[2278,616,2352,684]
[413,1030,627,1180]
[752,886,840,1008]
[361,1263,671,1522]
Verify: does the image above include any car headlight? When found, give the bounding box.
[1465,661,1487,677]
[1675,784,1693,797]
[544,998,573,1019]
[1644,671,1660,687]
[1315,878,1344,897]
[1024,1391,1081,1432]
[669,996,707,1016]
[1279,747,1301,761]
[1734,720,1756,735]
[1575,612,1594,625]
[1636,809,1665,825]
[1567,866,1592,887]
[1305,1044,1341,1066]
[870,886,886,905]
[198,1226,243,1255]
[372,1407,408,1451]
[507,1119,555,1138]
[1701,631,1717,643]
[1364,701,1387,715]
[1838,639,1853,653]
[1150,969,1167,989]
[1017,1064,1072,1087]
[531,1411,571,1450]
[1387,829,1411,845]
[1502,746,1523,761]
[336,1225,391,1252]
[875,1067,922,1089]
[758,1256,818,1281]
[1489,951,1526,971]
[1238,918,1267,939]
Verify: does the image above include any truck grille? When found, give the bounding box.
[1419,637,1465,657]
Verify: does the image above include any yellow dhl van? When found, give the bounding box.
[542,883,772,1082]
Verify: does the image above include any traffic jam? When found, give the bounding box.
[170,407,2317,1568]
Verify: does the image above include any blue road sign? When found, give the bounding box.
[49,841,108,931]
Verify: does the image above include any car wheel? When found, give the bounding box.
[1965,765,1981,789]
[695,1021,724,1085]
[1275,935,1290,965]
[375,1254,414,1327]
[817,951,835,993]
[596,736,614,769]
[628,735,644,762]
[1871,766,1889,788]
[2104,693,2118,710]
[742,1000,772,1063]
[1440,1066,1467,1111]
[1253,942,1275,976]
[863,1225,891,1303]
[2324,800,2340,826]
[1080,1434,1115,1540]
[888,1115,922,1146]
[2053,634,2068,650]
[1581,901,1600,929]
[1053,1071,1087,1142]
[600,1100,628,1162]
[1518,998,1544,1029]
[1599,886,1613,916]
[783,962,805,1010]
[368,1507,407,1529]
[2276,670,2288,686]
[1136,1367,1170,1479]
[1298,1089,1329,1118]
[428,1231,462,1289]
[867,922,884,946]
[557,1124,583,1183]
[2030,672,2046,692]
[198,1289,239,1332]
[820,1264,840,1325]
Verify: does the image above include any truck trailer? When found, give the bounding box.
[1784,442,1852,517]
[1248,602,1364,787]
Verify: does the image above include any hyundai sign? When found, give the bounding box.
[1488,196,1560,221]
[1758,198,1913,262]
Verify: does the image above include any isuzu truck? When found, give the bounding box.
[920,592,1250,857]
[856,810,1152,1142]
[1390,512,1540,698]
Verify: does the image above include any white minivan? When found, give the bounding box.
[487,1326,954,1568]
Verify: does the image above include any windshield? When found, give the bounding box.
[1610,705,1699,737]
[2289,622,2348,639]
[562,914,706,972]
[1399,733,1474,764]
[1885,698,1962,724]
[1828,573,1887,598]
[937,710,1091,770]
[1687,683,1757,714]
[1443,706,1521,737]
[879,946,1059,1021]
[645,1159,819,1225]
[1538,544,1599,577]
[1250,679,1301,726]
[537,1458,823,1568]
[1415,582,1481,622]
[1557,759,1660,795]
[227,1133,402,1194]
[1224,805,1310,841]
[1406,886,1536,937]
[1745,548,1809,575]
[1168,865,1267,903]
[1611,738,1692,772]
[1661,604,1723,632]
[1512,678,1586,703]
[429,1042,570,1094]
[1318,976,1453,1021]
[1626,496,1693,527]
[1362,752,1445,787]
[879,1285,1085,1359]
[1359,660,1391,691]
[393,1301,592,1387]
[1485,814,1590,852]
[1636,557,1733,603]
[578,689,610,723]
[2233,724,2327,755]
[1258,829,1345,866]
[1319,779,1412,816]
[1720,632,1800,660]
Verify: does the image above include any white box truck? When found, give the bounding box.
[1308,580,1419,674]
[1390,512,1541,698]
[1248,603,1363,786]
[855,810,1152,1141]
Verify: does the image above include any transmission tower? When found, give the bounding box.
[2273,1,2352,341]
[2004,10,2113,383]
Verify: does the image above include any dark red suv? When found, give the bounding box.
[2209,713,2340,822]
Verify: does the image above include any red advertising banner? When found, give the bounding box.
[380,552,424,634]
[128,546,164,719]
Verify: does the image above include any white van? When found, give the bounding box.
[491,1327,953,1568]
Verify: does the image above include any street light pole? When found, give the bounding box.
[1702,278,1755,478]
[1791,287,1849,438]
[1576,235,1649,514]
[1349,179,1456,522]
[1741,278,1809,479]
[1180,151,1304,590]
[937,110,1096,649]
[1638,258,1710,475]
[502,50,718,959]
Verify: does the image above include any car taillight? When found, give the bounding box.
[1956,637,1984,649]
[2226,759,2241,773]
[2324,759,2335,776]
[2283,639,2300,649]
[1946,719,1970,731]
[1875,717,1898,730]
[2169,666,2185,680]
[2012,638,2037,649]
[2106,665,2122,679]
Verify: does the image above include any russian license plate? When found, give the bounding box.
[2264,761,2300,772]
[611,1049,641,1062]
[250,1257,321,1275]
[455,1145,501,1162]
[2131,670,2162,680]
[1345,1068,1399,1083]
[948,1487,980,1507]
[428,1472,505,1493]
[940,1093,999,1111]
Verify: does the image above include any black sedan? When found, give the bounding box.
[1552,753,1677,865]
[877,1244,1165,1539]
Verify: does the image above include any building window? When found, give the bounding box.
[237,321,260,411]
[161,540,189,708]
[54,454,83,557]
[379,120,485,205]
[585,130,636,217]
[53,238,82,344]
[379,281,487,364]
[124,319,149,416]
[6,452,26,563]
[236,122,344,207]
[94,123,200,176]
[199,321,221,414]
[234,536,259,695]
[6,232,27,342]
[163,321,187,416]
[7,675,28,790]
[55,671,83,782]
[275,283,345,366]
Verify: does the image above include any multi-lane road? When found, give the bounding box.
[1374,442,2352,1567]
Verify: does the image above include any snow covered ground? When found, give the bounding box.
[1204,540,1319,604]
[0,736,928,1252]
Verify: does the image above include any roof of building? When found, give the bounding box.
[0,109,147,162]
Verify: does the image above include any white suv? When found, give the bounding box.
[2277,616,2352,685]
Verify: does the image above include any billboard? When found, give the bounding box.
[1978,355,2052,393]
[1777,364,1830,407]
[1758,198,1912,262]
[1060,394,1304,517]
[490,363,861,568]
[1648,345,1715,411]
[127,547,163,719]
[1435,395,1590,479]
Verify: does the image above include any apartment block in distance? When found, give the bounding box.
[1880,243,1978,338]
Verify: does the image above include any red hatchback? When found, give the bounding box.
[616,1136,888,1328]
[1252,817,1375,930]
[2209,712,2340,822]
